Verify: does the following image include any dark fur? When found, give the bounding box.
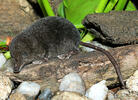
[9,17,80,72]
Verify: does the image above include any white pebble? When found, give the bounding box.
[81,41,110,52]
[59,72,85,95]
[2,59,14,72]
[0,53,7,69]
[85,80,108,100]
[126,70,138,92]
[80,41,94,52]
[17,81,40,97]
[0,73,13,100]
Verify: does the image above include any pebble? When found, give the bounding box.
[114,96,137,100]
[0,53,7,69]
[80,41,111,52]
[38,88,52,100]
[126,70,138,92]
[85,80,108,100]
[52,92,90,100]
[1,59,14,72]
[16,81,40,97]
[107,90,115,100]
[9,92,36,100]
[59,72,85,95]
[32,60,43,65]
[115,89,130,98]
[0,72,13,100]
[9,92,27,100]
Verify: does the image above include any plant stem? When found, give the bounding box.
[104,0,118,13]
[37,0,47,16]
[57,2,65,17]
[115,0,128,11]
[95,0,109,13]
[42,0,55,16]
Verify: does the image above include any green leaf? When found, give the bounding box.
[63,0,101,25]
[37,0,55,16]
[95,0,109,13]
[4,51,11,59]
[42,0,55,16]
[57,2,65,17]
[59,0,102,42]
[115,0,128,11]
[37,0,47,16]
[75,24,84,29]
[81,32,95,42]
[0,41,6,47]
[125,0,136,11]
[104,0,118,13]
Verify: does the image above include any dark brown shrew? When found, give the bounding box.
[9,16,125,88]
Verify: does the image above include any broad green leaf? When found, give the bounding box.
[63,0,101,25]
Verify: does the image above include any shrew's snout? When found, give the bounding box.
[13,66,20,73]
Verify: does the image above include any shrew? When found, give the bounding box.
[9,16,125,88]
